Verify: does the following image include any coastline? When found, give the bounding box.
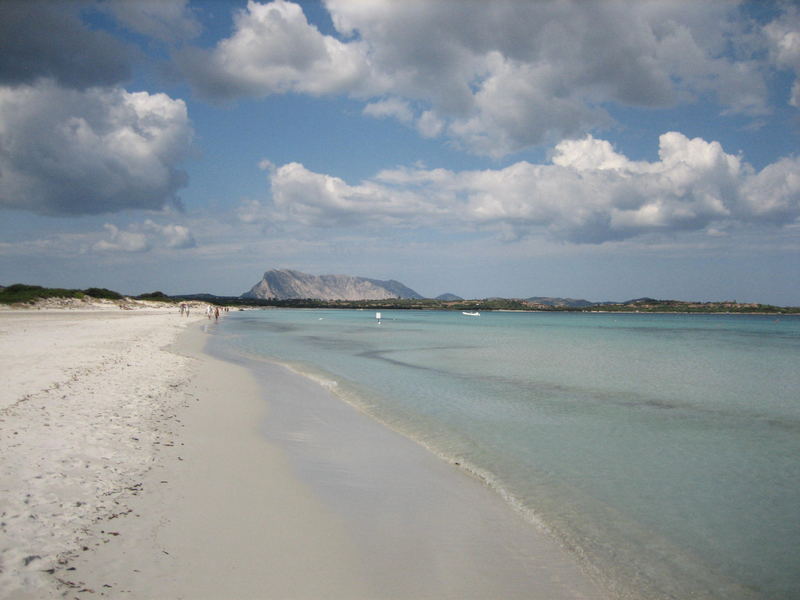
[1,309,606,599]
[204,325,607,599]
[61,318,372,599]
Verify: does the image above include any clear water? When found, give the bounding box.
[210,310,800,600]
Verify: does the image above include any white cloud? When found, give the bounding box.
[363,98,414,123]
[270,162,435,227]
[258,158,276,172]
[764,6,800,106]
[144,220,197,249]
[93,224,152,253]
[92,220,196,253]
[0,80,192,215]
[416,110,444,138]
[263,132,800,244]
[177,0,772,156]
[236,198,270,224]
[176,0,371,101]
[741,156,800,222]
[0,219,195,258]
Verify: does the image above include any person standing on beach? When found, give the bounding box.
[214,306,219,320]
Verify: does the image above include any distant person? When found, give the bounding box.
[214,306,220,320]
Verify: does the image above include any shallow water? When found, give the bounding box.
[211,310,800,600]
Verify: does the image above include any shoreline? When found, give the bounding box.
[62,318,373,599]
[205,326,607,599]
[1,309,607,599]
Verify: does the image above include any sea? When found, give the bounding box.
[208,309,800,600]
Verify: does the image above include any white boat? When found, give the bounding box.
[462,311,480,316]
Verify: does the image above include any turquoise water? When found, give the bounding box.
[211,310,800,600]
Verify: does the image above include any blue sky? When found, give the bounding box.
[0,0,798,304]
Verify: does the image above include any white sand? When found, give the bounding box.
[63,323,372,599]
[0,308,372,599]
[1,308,607,599]
[0,308,205,597]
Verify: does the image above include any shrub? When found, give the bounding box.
[0,283,84,304]
[136,291,174,302]
[83,287,123,300]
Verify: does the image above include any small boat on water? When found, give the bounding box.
[462,311,480,316]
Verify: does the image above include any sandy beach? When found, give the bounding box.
[0,306,208,597]
[1,307,605,599]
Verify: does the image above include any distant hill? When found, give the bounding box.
[242,269,423,301]
[436,293,463,301]
[622,297,660,305]
[525,296,594,308]
[364,278,424,299]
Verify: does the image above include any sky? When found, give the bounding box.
[0,0,799,304]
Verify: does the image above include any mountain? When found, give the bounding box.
[364,278,424,299]
[525,296,594,308]
[242,269,423,300]
[436,293,463,301]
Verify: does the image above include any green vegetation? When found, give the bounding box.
[0,284,85,304]
[0,284,127,304]
[583,299,800,314]
[83,287,123,300]
[135,291,174,302]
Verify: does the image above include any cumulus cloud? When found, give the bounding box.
[764,6,800,106]
[178,0,771,156]
[263,132,800,243]
[92,220,196,253]
[0,80,193,216]
[0,0,132,89]
[740,157,800,222]
[329,0,769,154]
[269,162,436,227]
[176,0,370,101]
